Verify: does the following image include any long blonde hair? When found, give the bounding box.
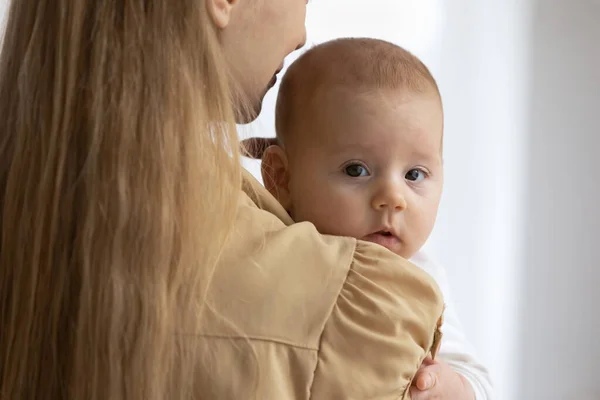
[0,0,240,398]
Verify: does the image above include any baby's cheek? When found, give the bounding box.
[409,203,439,250]
[292,189,364,238]
[291,191,337,225]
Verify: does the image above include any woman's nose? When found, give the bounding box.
[371,185,407,212]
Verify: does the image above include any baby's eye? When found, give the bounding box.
[405,168,427,182]
[344,164,369,178]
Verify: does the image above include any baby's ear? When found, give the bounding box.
[261,145,292,211]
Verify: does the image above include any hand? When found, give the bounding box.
[410,357,475,400]
[240,137,277,159]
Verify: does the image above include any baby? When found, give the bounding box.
[258,38,493,400]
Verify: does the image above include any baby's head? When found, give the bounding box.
[262,38,444,259]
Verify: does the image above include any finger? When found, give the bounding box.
[409,386,426,400]
[416,363,442,391]
[410,380,435,400]
[411,368,426,388]
[416,372,435,391]
[240,137,278,159]
[410,361,434,389]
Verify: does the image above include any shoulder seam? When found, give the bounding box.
[197,333,318,351]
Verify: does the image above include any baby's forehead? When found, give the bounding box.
[286,86,443,161]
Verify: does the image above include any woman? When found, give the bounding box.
[0,0,443,399]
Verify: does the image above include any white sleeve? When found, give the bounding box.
[410,251,495,400]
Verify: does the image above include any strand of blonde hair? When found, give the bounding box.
[0,1,240,398]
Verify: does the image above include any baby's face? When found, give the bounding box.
[277,87,443,259]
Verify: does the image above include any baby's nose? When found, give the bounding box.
[371,186,407,212]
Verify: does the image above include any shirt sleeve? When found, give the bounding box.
[410,251,495,400]
[310,241,445,399]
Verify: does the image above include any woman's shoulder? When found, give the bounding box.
[204,174,356,347]
[196,171,444,399]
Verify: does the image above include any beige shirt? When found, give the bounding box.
[196,171,444,399]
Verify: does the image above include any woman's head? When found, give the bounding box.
[0,0,306,398]
[208,0,308,122]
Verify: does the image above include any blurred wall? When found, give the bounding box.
[518,0,600,398]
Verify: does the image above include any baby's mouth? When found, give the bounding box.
[361,230,402,253]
